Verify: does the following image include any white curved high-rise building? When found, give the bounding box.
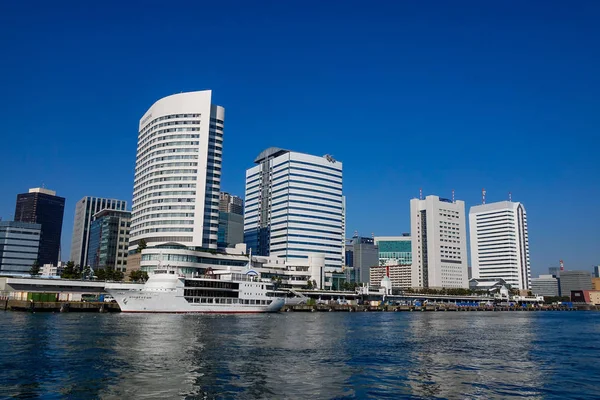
[129,90,224,251]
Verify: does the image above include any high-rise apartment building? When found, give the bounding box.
[469,201,531,290]
[410,195,468,288]
[86,209,131,272]
[219,192,243,215]
[244,148,344,271]
[14,188,65,266]
[129,91,224,251]
[70,197,127,267]
[594,266,600,278]
[0,221,41,274]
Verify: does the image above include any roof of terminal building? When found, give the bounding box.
[254,147,290,163]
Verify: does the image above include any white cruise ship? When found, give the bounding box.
[106,267,285,313]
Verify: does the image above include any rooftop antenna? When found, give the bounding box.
[419,188,423,200]
[508,191,512,202]
[482,188,486,205]
[452,189,455,203]
[560,260,564,271]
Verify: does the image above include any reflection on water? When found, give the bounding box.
[1,312,599,399]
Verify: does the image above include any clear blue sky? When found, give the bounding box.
[0,1,598,276]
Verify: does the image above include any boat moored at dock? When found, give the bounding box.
[106,267,285,313]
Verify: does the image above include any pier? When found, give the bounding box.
[3,299,120,313]
[282,304,586,312]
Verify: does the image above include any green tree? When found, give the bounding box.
[29,260,40,276]
[96,268,107,280]
[129,270,149,282]
[306,280,314,290]
[82,266,92,280]
[61,261,81,279]
[137,239,147,253]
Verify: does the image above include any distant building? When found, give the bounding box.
[217,192,243,249]
[14,188,65,266]
[410,195,468,289]
[244,147,344,271]
[0,221,41,274]
[86,209,131,272]
[345,236,378,283]
[374,235,411,266]
[70,197,127,268]
[369,264,411,288]
[219,192,243,215]
[469,201,531,290]
[559,270,592,297]
[571,290,600,305]
[594,266,600,278]
[592,278,600,291]
[531,275,560,297]
[217,212,244,249]
[548,267,560,277]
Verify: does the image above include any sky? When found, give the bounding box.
[0,1,598,277]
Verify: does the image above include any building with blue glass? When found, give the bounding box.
[244,148,344,277]
[86,209,131,272]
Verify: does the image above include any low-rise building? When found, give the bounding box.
[0,221,41,275]
[469,278,509,295]
[531,274,560,297]
[560,270,592,297]
[592,277,600,291]
[571,290,600,305]
[369,264,411,288]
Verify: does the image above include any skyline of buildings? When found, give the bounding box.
[1,90,596,290]
[14,187,65,267]
[244,147,345,271]
[129,90,224,252]
[469,201,531,290]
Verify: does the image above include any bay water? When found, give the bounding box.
[1,311,599,399]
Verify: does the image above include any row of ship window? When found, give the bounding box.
[185,298,271,305]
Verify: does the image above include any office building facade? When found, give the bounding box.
[469,201,531,290]
[86,209,131,272]
[410,195,468,288]
[129,90,224,251]
[0,221,41,274]
[345,236,379,283]
[374,235,412,266]
[531,274,560,297]
[70,197,127,267]
[14,188,65,266]
[244,148,344,271]
[559,270,592,296]
[217,212,244,248]
[217,192,243,248]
